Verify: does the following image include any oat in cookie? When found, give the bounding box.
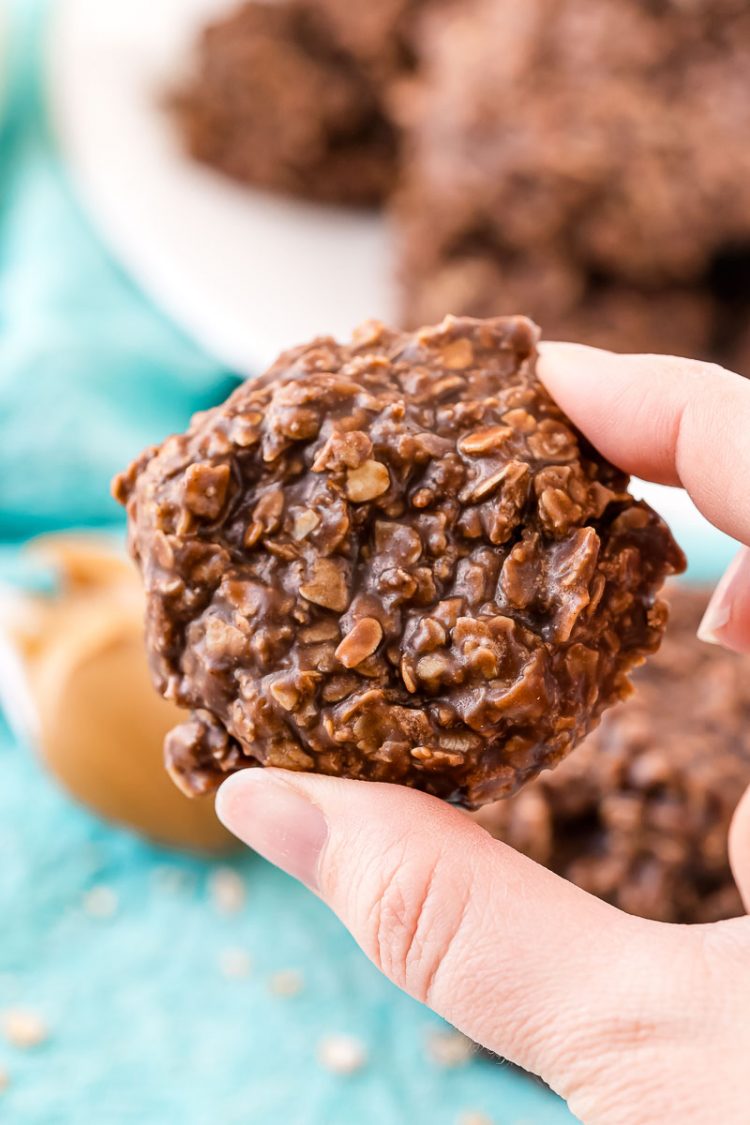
[115,315,684,807]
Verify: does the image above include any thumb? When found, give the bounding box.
[216,769,697,1095]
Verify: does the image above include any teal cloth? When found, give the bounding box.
[0,2,238,540]
[0,4,575,1123]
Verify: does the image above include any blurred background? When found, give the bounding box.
[0,0,748,1121]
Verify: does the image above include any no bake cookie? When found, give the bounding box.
[114,316,683,806]
[174,0,399,205]
[397,0,750,370]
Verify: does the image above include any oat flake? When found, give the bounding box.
[218,948,252,979]
[268,970,304,998]
[2,1009,48,1049]
[83,885,118,919]
[426,1029,474,1068]
[208,867,246,914]
[316,1034,367,1075]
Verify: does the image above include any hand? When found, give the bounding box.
[216,346,750,1124]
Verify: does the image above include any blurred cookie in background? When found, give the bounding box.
[310,0,436,78]
[396,0,750,372]
[173,0,402,205]
[0,536,234,854]
[472,585,750,924]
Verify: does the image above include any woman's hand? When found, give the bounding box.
[216,346,750,1124]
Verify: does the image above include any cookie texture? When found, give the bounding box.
[115,315,684,806]
[397,0,750,371]
[474,586,750,923]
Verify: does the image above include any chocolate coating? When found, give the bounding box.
[474,586,750,923]
[397,0,750,372]
[114,316,684,806]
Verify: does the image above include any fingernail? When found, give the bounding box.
[697,549,748,647]
[216,770,328,891]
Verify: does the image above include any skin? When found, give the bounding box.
[216,346,750,1124]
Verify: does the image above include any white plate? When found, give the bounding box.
[49,0,395,376]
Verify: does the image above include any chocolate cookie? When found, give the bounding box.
[397,0,750,372]
[114,316,684,806]
[311,0,426,74]
[173,0,398,205]
[474,586,750,923]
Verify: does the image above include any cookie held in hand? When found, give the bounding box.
[114,315,684,806]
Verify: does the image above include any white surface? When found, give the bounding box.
[49,0,395,376]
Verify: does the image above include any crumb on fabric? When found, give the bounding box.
[426,1028,474,1068]
[151,865,194,894]
[82,885,118,919]
[218,948,253,979]
[1,1009,49,1050]
[316,1034,368,1075]
[208,867,246,914]
[268,969,305,998]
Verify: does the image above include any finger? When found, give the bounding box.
[729,784,750,912]
[697,547,750,655]
[216,768,700,1100]
[537,343,750,548]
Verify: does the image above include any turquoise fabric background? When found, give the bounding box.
[0,3,576,1122]
[0,2,238,541]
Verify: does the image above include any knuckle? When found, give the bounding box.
[366,847,470,1005]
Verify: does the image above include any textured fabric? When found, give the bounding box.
[0,3,575,1121]
[0,716,577,1125]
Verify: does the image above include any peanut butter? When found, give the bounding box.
[0,535,233,854]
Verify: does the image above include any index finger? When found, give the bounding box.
[537,343,750,548]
